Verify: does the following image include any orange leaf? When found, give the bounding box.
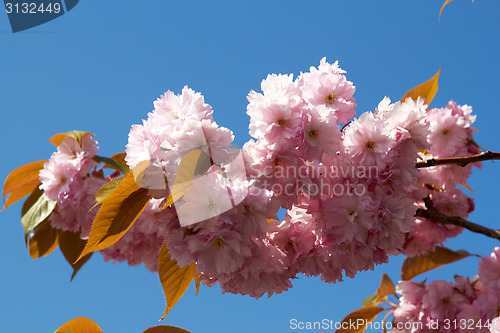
[76,171,150,261]
[439,0,474,19]
[143,326,191,333]
[158,240,196,320]
[59,230,93,281]
[2,160,46,210]
[439,0,454,18]
[375,273,396,302]
[28,219,59,259]
[194,275,201,296]
[401,68,441,106]
[49,131,93,147]
[336,306,385,333]
[401,246,471,280]
[54,317,103,333]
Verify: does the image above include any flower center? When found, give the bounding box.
[212,238,224,250]
[277,118,286,127]
[365,141,375,150]
[325,91,336,104]
[308,129,319,138]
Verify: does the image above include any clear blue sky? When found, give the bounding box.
[1,1,499,332]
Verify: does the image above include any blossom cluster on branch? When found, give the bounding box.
[3,58,496,331]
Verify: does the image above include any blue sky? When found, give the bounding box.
[0,1,499,332]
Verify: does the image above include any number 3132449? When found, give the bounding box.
[5,2,61,14]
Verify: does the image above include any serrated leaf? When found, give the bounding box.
[375,273,396,302]
[28,219,59,259]
[335,306,385,333]
[77,172,151,261]
[401,246,471,280]
[49,131,93,147]
[54,317,103,333]
[362,295,377,308]
[158,240,196,320]
[59,230,93,281]
[143,326,191,333]
[2,160,46,210]
[95,176,126,204]
[401,68,441,106]
[21,188,56,243]
[94,155,129,175]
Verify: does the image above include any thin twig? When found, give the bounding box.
[415,198,500,242]
[416,151,500,168]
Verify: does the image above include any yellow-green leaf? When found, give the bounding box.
[49,131,93,147]
[93,155,129,175]
[95,176,126,204]
[2,160,46,210]
[54,317,103,333]
[401,68,441,106]
[143,326,191,333]
[401,246,471,280]
[375,273,396,302]
[361,295,377,308]
[336,306,385,333]
[110,152,128,167]
[158,240,196,320]
[77,172,151,261]
[21,187,56,243]
[28,219,59,259]
[59,230,93,281]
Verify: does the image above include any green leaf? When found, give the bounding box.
[401,246,471,280]
[93,155,130,175]
[77,172,150,261]
[21,187,56,243]
[158,240,196,320]
[362,295,377,308]
[143,326,191,333]
[2,160,46,210]
[401,68,441,106]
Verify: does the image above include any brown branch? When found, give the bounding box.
[415,198,500,242]
[416,151,500,168]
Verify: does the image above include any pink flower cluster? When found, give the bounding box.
[403,101,480,257]
[391,248,500,333]
[39,134,105,238]
[104,59,482,298]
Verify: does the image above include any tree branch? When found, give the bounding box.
[416,151,500,168]
[415,198,500,242]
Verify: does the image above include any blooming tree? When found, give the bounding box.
[3,56,500,333]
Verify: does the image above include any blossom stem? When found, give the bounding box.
[415,198,500,241]
[415,151,500,168]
